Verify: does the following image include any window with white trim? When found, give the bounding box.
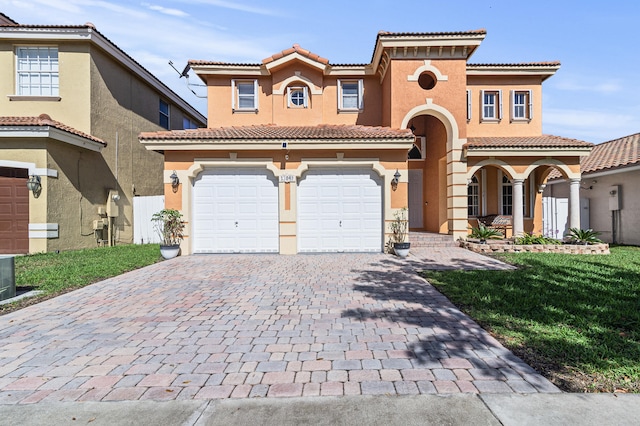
[468,175,480,217]
[16,46,59,96]
[287,86,308,108]
[481,89,502,121]
[466,89,472,121]
[232,79,259,111]
[159,99,170,129]
[338,79,363,111]
[511,90,533,121]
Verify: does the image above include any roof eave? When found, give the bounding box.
[0,126,105,152]
[140,138,414,151]
[464,146,592,157]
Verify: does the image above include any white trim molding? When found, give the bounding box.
[407,60,449,82]
[28,223,59,239]
[0,160,57,177]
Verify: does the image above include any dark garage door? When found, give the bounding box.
[0,167,29,254]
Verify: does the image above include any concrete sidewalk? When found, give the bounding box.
[2,394,639,425]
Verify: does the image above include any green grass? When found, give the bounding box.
[422,246,640,393]
[0,244,163,316]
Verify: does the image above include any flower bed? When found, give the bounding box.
[461,240,610,255]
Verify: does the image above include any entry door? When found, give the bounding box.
[192,169,279,253]
[0,168,29,254]
[297,169,382,252]
[408,169,423,228]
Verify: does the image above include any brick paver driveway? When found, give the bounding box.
[0,248,558,403]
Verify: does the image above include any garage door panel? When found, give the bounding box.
[0,175,29,254]
[193,169,278,253]
[298,169,381,253]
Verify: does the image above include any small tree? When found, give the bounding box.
[390,207,408,244]
[151,209,185,246]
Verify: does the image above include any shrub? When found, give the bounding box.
[514,233,561,245]
[469,224,503,242]
[567,228,603,245]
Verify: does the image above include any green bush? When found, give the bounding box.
[514,233,561,245]
[469,224,503,242]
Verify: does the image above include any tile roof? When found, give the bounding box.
[467,61,561,67]
[0,114,106,145]
[465,135,593,149]
[140,124,414,141]
[548,133,640,179]
[377,29,487,37]
[0,13,18,25]
[263,44,329,65]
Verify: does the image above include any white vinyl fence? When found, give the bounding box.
[133,195,165,244]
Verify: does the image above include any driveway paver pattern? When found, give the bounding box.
[0,248,559,403]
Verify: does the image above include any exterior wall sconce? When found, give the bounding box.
[391,170,401,191]
[26,175,41,196]
[170,170,179,192]
[537,184,546,193]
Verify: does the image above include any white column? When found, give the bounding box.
[569,178,581,231]
[512,179,524,236]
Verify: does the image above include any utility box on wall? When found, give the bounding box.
[608,185,620,211]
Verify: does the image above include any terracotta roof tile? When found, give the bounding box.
[0,114,106,145]
[0,13,18,25]
[377,29,487,37]
[468,61,561,67]
[262,44,329,65]
[465,135,593,149]
[140,124,414,141]
[549,133,640,179]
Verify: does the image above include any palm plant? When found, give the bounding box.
[567,228,602,245]
[469,224,503,243]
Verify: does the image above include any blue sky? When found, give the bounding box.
[1,0,639,143]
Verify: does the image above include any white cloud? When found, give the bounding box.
[553,76,622,94]
[176,0,281,16]
[143,3,189,18]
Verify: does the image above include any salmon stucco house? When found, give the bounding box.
[140,30,593,255]
[0,13,206,254]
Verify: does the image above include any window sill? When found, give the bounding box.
[480,118,501,123]
[232,109,258,114]
[338,109,363,114]
[9,95,61,102]
[510,118,532,123]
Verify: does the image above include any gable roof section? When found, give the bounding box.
[0,23,205,125]
[0,114,106,151]
[262,44,329,71]
[0,13,18,25]
[140,124,414,150]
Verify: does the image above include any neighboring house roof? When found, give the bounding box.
[0,13,18,25]
[466,62,561,81]
[548,133,640,180]
[465,135,592,149]
[0,23,206,125]
[140,124,414,141]
[0,114,106,150]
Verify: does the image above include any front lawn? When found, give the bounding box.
[423,246,640,393]
[1,244,162,315]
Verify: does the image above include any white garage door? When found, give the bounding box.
[193,169,279,253]
[298,168,382,252]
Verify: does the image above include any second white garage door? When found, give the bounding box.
[192,169,279,253]
[298,168,382,252]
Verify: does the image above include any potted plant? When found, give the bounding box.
[469,224,503,244]
[151,208,185,259]
[390,207,410,257]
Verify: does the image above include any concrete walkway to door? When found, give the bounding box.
[0,247,558,404]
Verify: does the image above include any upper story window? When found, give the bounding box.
[466,89,472,121]
[183,117,198,130]
[338,79,363,111]
[512,90,533,121]
[232,79,259,111]
[481,89,502,121]
[287,86,308,108]
[159,99,170,129]
[16,46,59,96]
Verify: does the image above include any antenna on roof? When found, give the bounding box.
[168,60,206,98]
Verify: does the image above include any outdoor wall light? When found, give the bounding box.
[391,170,401,191]
[26,175,41,196]
[537,184,547,193]
[170,170,180,192]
